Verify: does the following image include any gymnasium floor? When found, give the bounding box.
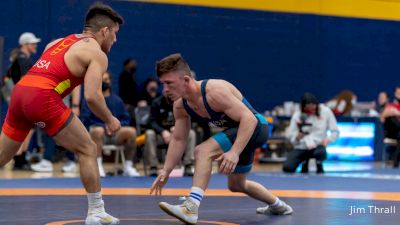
[0,162,399,225]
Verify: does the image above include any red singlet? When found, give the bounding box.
[3,34,93,141]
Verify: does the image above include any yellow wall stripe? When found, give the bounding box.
[127,0,400,21]
[1,188,400,201]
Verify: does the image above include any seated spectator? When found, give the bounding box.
[81,72,139,177]
[145,94,195,176]
[326,90,357,116]
[283,93,339,173]
[137,77,160,107]
[376,91,390,114]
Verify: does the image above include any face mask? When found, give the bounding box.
[129,67,136,74]
[351,98,357,105]
[395,96,400,102]
[102,82,111,91]
[149,87,158,94]
[304,108,316,115]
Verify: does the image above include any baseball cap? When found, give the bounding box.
[18,32,41,45]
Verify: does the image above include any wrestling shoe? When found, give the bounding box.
[85,212,120,225]
[159,198,198,224]
[256,200,293,215]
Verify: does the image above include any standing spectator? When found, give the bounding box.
[81,72,140,177]
[1,48,19,105]
[145,94,195,176]
[7,32,41,84]
[118,58,139,108]
[283,93,339,173]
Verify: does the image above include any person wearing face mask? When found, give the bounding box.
[283,92,339,173]
[137,77,161,106]
[145,93,196,177]
[380,86,400,167]
[118,58,139,108]
[81,71,140,177]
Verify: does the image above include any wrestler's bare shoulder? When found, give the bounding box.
[69,37,104,57]
[44,38,63,51]
[205,79,242,98]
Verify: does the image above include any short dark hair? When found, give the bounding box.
[143,76,159,88]
[380,91,389,98]
[156,53,191,78]
[84,2,124,32]
[123,58,133,67]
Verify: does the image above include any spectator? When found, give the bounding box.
[380,86,400,167]
[376,91,390,114]
[1,48,19,104]
[326,90,357,116]
[145,94,195,176]
[380,87,400,126]
[7,32,41,84]
[81,72,139,177]
[283,93,339,173]
[137,77,160,106]
[118,58,139,108]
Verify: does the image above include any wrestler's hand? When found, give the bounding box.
[216,151,239,175]
[150,169,169,195]
[105,116,121,135]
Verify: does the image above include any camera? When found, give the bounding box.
[298,113,312,134]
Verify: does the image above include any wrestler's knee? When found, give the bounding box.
[194,145,211,160]
[227,180,245,193]
[75,139,97,159]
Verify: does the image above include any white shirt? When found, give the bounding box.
[286,104,339,150]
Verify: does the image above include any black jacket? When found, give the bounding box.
[150,95,174,134]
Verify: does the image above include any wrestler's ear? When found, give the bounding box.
[183,75,191,83]
[100,27,108,37]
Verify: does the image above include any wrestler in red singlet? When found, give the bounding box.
[2,34,92,141]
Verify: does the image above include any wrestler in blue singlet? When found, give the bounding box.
[182,79,269,173]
